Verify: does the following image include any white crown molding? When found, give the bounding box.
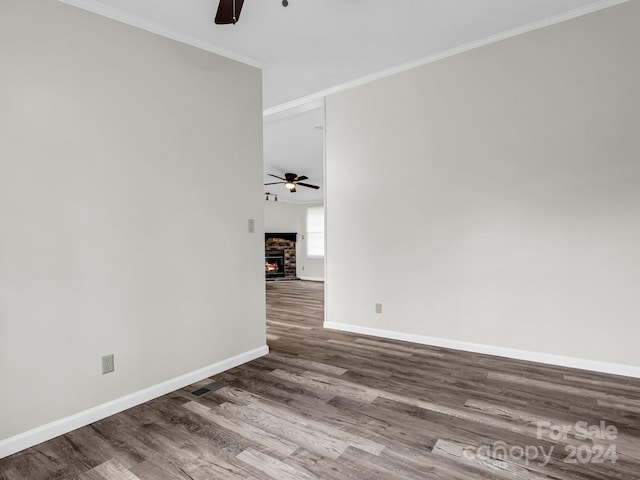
[0,345,269,459]
[57,0,265,69]
[265,0,630,117]
[58,0,629,118]
[263,98,324,122]
[324,322,640,379]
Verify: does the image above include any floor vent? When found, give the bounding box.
[190,381,226,398]
[191,387,210,397]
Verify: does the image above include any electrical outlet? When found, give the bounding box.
[101,354,114,375]
[302,266,305,271]
[248,219,255,233]
[375,303,382,314]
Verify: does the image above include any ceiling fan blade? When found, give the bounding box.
[294,176,308,182]
[264,182,284,185]
[296,182,320,190]
[268,174,287,181]
[215,0,245,24]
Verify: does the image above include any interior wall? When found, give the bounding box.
[0,0,265,442]
[325,1,639,367]
[264,202,325,280]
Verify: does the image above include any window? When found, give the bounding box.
[306,206,324,257]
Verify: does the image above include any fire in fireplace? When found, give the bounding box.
[265,262,278,272]
[265,255,285,278]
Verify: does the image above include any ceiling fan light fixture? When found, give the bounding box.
[264,173,318,193]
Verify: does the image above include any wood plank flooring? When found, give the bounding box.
[2,280,640,479]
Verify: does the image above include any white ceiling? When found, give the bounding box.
[62,0,619,203]
[264,107,325,204]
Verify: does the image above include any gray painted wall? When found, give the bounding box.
[0,0,265,440]
[326,1,639,366]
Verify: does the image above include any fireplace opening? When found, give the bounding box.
[265,255,285,278]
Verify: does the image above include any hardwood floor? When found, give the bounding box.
[2,280,640,479]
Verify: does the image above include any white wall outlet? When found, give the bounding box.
[302,266,305,271]
[101,354,114,375]
[375,303,382,314]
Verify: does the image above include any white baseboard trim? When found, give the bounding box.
[0,345,269,459]
[324,322,640,379]
[298,276,324,282]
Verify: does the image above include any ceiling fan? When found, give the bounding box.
[215,0,288,25]
[264,173,319,193]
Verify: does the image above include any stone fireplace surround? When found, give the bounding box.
[265,233,297,279]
